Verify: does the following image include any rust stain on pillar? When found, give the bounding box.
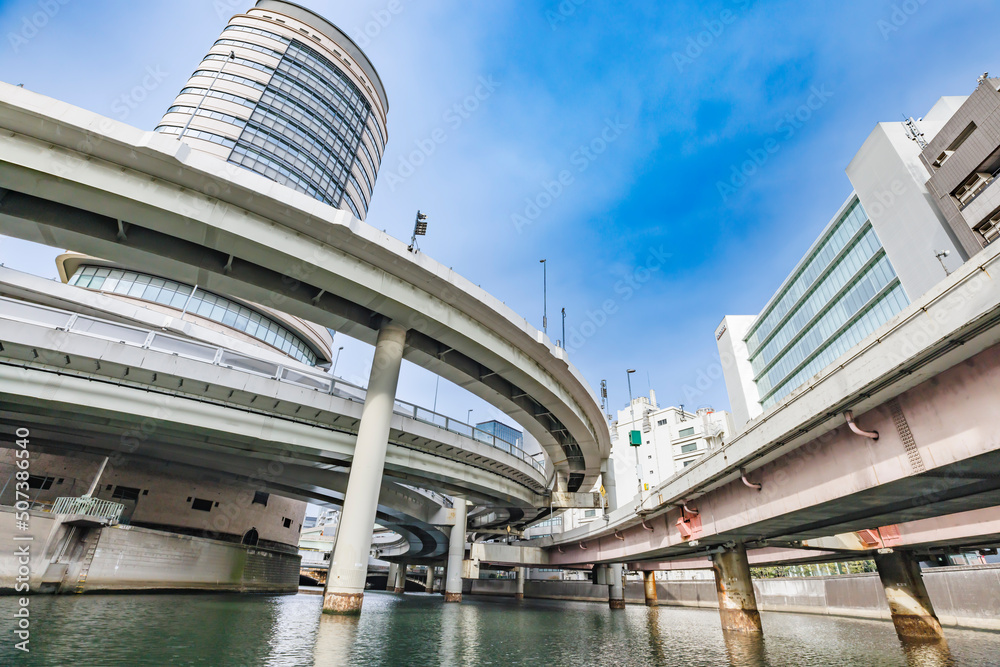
[711,545,762,634]
[643,570,658,607]
[322,591,364,615]
[875,550,946,640]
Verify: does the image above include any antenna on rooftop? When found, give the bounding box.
[902,115,927,149]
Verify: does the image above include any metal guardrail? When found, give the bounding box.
[0,296,545,474]
[51,496,125,523]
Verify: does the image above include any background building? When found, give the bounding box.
[718,91,978,430]
[607,391,732,509]
[475,420,523,450]
[920,77,1000,252]
[156,0,388,220]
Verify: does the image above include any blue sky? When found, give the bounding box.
[1,0,997,442]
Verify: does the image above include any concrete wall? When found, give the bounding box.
[0,449,307,548]
[0,507,300,594]
[469,568,1000,631]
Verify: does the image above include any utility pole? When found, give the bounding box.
[540,259,547,334]
[627,369,641,495]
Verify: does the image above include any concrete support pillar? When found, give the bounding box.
[322,323,406,615]
[711,544,762,634]
[516,566,525,600]
[608,563,625,610]
[444,498,468,603]
[393,563,406,594]
[875,550,945,640]
[423,566,433,593]
[643,570,658,607]
[385,563,398,592]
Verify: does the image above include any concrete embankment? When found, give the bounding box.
[1,507,299,594]
[467,566,1000,632]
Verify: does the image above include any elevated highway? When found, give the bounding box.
[0,275,553,561]
[0,82,609,493]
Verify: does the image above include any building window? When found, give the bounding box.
[657,419,668,426]
[681,443,698,453]
[975,207,1000,245]
[27,475,53,490]
[584,510,596,517]
[252,491,269,507]
[111,486,141,501]
[282,517,292,528]
[191,498,214,512]
[683,460,694,467]
[679,427,695,437]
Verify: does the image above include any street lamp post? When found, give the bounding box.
[626,369,641,495]
[561,308,566,349]
[332,346,344,376]
[179,51,235,141]
[467,409,473,425]
[540,259,547,334]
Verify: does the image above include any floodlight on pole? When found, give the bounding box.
[408,210,429,252]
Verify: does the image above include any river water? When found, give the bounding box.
[2,591,999,666]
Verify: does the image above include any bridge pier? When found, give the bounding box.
[385,563,399,592]
[393,563,406,594]
[425,566,435,593]
[444,498,468,603]
[875,550,945,640]
[322,323,407,615]
[643,570,658,606]
[608,564,625,610]
[516,566,525,600]
[711,544,762,634]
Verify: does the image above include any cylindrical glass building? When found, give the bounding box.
[156,0,387,221]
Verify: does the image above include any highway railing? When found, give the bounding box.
[0,296,544,475]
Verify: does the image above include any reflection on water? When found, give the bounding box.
[900,638,955,667]
[723,631,767,666]
[1,591,999,666]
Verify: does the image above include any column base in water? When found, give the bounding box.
[323,591,364,615]
[444,592,462,603]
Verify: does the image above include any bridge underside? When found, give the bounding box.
[546,335,1000,568]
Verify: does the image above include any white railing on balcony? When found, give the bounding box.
[0,296,545,475]
[51,496,125,523]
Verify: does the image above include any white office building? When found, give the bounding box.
[718,95,970,431]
